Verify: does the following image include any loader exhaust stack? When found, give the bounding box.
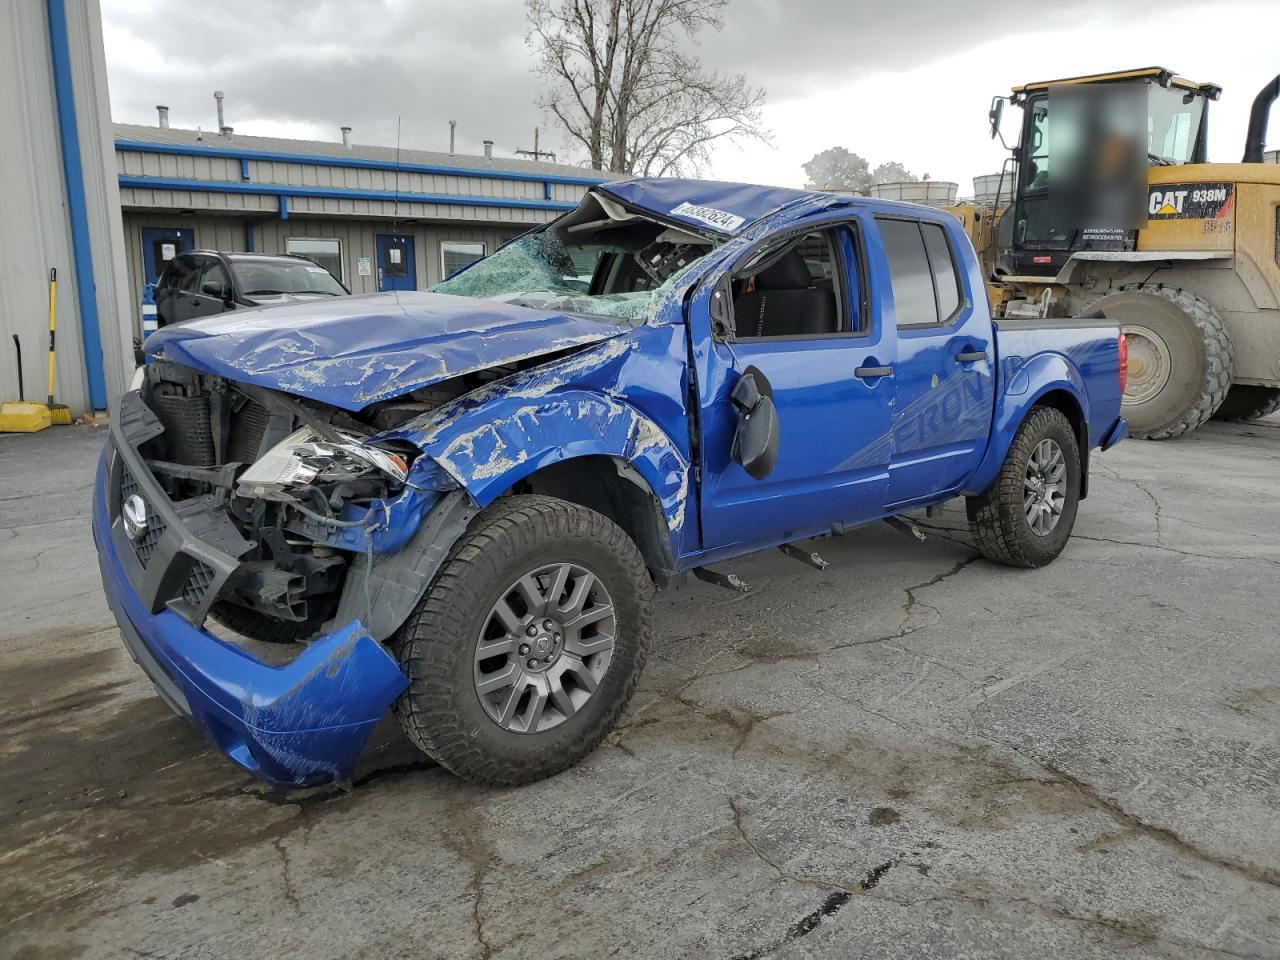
[1243,73,1280,163]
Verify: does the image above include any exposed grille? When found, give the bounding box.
[120,466,167,567]
[153,392,215,467]
[183,560,216,605]
[227,397,271,464]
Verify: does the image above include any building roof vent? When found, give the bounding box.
[156,105,169,129]
[341,126,352,149]
[483,139,494,160]
[220,126,234,138]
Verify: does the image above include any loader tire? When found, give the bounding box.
[392,495,652,786]
[966,406,1081,569]
[1210,384,1280,423]
[1085,283,1232,440]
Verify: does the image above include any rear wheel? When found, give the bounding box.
[1085,283,1232,440]
[967,406,1081,568]
[1211,384,1280,422]
[393,495,653,786]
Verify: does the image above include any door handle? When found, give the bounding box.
[955,350,986,363]
[854,365,893,380]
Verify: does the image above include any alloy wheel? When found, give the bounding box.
[472,562,616,733]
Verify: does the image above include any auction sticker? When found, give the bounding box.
[670,201,745,233]
[1147,183,1234,220]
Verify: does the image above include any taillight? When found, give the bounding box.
[1117,332,1128,395]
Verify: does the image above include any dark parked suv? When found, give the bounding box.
[154,251,349,326]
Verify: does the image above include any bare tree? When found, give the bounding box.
[527,0,768,176]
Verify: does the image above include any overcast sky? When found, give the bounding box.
[102,0,1280,193]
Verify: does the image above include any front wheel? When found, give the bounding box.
[966,406,1081,568]
[393,495,653,786]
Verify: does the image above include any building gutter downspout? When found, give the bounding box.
[46,0,108,410]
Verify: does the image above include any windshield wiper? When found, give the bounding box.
[1147,152,1174,167]
[244,289,287,296]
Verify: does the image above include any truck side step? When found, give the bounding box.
[692,567,751,593]
[883,516,927,542]
[778,542,830,570]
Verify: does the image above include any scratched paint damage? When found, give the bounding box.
[145,290,632,411]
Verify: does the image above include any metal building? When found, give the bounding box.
[1,0,133,417]
[114,116,610,335]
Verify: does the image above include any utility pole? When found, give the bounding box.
[515,128,556,164]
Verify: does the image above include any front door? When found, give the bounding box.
[874,216,995,507]
[376,234,416,291]
[697,221,896,552]
[141,226,194,289]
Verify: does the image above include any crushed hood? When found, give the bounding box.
[145,291,631,411]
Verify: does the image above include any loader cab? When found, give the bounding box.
[996,67,1220,276]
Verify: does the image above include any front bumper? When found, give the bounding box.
[92,407,408,790]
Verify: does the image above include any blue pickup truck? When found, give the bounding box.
[93,179,1128,789]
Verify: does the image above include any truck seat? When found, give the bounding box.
[734,251,837,338]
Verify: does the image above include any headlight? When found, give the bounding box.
[237,428,410,500]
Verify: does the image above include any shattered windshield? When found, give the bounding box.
[430,200,715,323]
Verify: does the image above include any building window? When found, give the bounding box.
[441,241,485,280]
[286,238,343,282]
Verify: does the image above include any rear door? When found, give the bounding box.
[874,216,994,507]
[696,219,896,551]
[181,257,234,322]
[155,254,200,324]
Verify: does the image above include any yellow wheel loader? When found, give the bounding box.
[951,67,1280,439]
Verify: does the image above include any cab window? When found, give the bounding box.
[878,218,964,328]
[729,226,860,339]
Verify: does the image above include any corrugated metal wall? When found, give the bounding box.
[116,148,590,205]
[0,0,132,415]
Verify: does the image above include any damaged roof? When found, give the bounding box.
[597,178,826,236]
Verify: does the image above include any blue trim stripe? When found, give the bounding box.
[114,139,606,187]
[49,0,108,409]
[117,175,579,212]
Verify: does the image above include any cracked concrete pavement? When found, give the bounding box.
[3,415,1279,960]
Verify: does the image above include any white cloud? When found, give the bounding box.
[708,2,1280,191]
[100,0,1279,192]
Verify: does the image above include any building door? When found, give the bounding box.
[376,234,416,291]
[141,227,194,289]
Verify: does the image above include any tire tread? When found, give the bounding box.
[392,495,652,786]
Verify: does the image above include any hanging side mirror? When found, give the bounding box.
[730,365,779,481]
[988,97,1004,139]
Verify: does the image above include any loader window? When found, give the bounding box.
[1148,86,1204,165]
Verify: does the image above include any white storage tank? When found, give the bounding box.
[868,180,959,207]
[972,171,1015,208]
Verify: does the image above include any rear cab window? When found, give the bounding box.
[877,217,966,329]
